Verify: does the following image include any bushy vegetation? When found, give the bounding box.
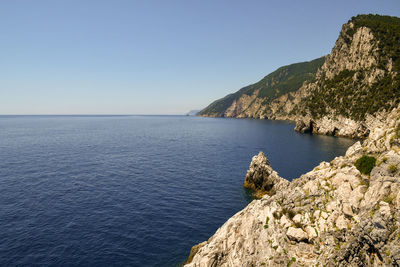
[306,70,355,118]
[389,164,398,173]
[306,72,400,120]
[288,257,296,267]
[199,57,325,116]
[355,155,376,175]
[258,57,325,100]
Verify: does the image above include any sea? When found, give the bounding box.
[0,115,355,266]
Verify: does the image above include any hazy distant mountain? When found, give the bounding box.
[186,110,200,116]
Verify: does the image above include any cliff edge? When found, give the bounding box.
[186,105,400,266]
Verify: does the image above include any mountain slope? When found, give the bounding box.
[199,57,325,118]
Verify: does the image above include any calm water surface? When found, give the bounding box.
[0,115,354,266]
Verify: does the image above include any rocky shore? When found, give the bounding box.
[185,106,400,266]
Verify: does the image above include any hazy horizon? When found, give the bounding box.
[1,0,400,115]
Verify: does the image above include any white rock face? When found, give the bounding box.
[186,106,400,267]
[321,26,378,79]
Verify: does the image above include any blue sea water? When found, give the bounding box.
[0,115,354,266]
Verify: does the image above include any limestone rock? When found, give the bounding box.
[342,203,354,217]
[286,227,308,242]
[305,226,318,241]
[292,214,303,225]
[345,141,362,157]
[336,215,349,230]
[186,241,207,264]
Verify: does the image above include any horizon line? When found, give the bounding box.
[0,113,194,116]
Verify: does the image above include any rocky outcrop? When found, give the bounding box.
[186,241,207,264]
[294,107,397,139]
[186,106,400,266]
[294,115,370,138]
[243,152,289,198]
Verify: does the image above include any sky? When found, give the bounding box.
[1,0,400,115]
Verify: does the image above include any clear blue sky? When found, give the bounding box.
[1,0,399,114]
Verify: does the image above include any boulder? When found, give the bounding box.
[336,215,349,230]
[293,214,303,224]
[343,203,354,217]
[286,227,308,242]
[305,226,318,241]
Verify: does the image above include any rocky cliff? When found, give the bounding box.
[186,104,400,267]
[294,14,400,138]
[199,14,400,139]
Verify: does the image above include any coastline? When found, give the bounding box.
[185,106,400,266]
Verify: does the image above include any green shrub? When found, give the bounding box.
[389,164,398,173]
[264,217,270,229]
[288,257,296,267]
[273,210,282,219]
[384,195,395,204]
[282,208,296,219]
[293,222,302,228]
[355,155,376,175]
